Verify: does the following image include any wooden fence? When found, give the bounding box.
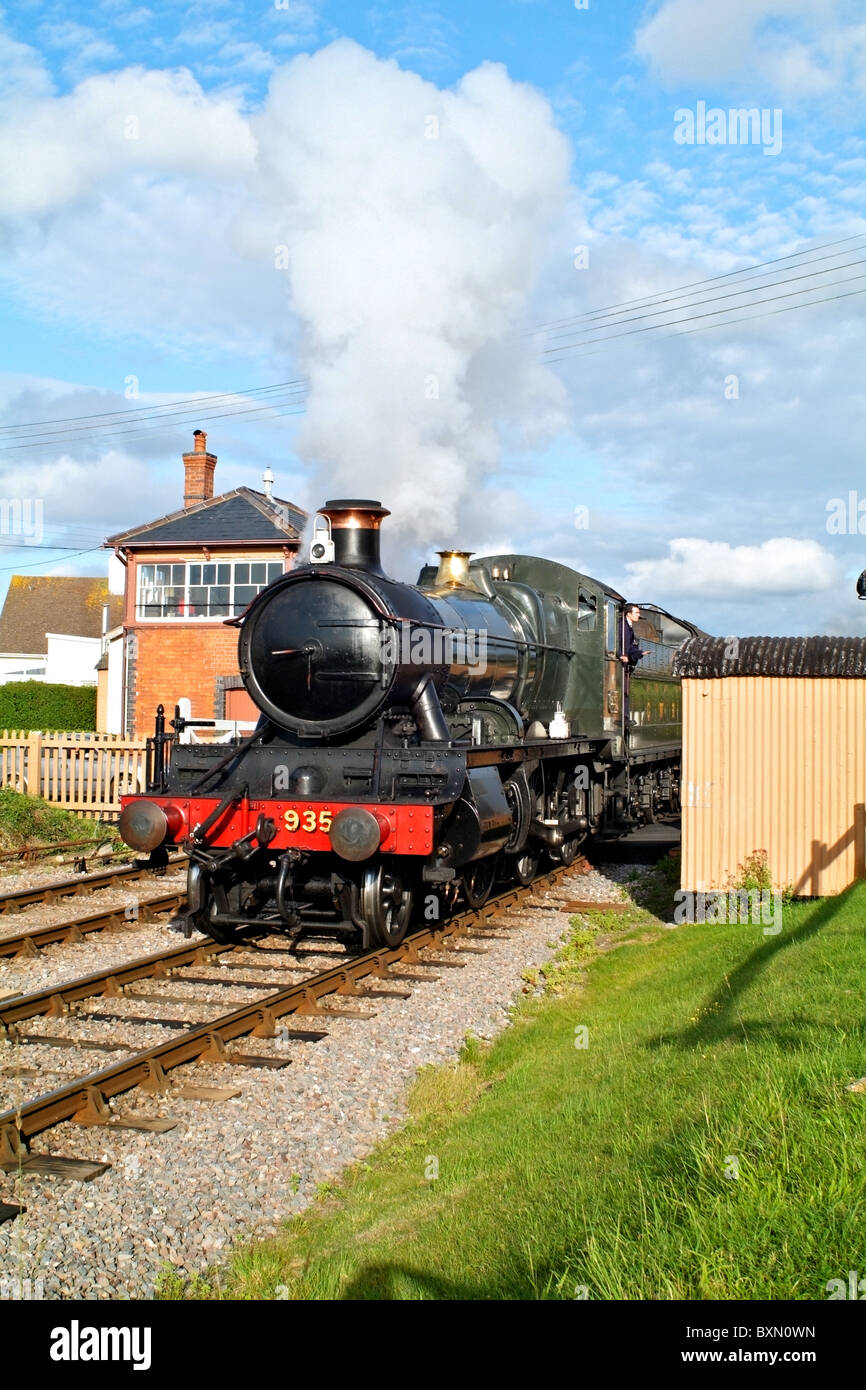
[0,731,149,820]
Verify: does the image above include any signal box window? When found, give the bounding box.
[137,559,284,619]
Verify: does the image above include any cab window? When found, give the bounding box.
[605,599,618,653]
[577,589,597,631]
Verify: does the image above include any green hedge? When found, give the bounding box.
[0,681,97,732]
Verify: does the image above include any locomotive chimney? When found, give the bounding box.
[183,429,217,509]
[318,500,390,573]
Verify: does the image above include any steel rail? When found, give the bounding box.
[0,890,186,960]
[0,929,236,1027]
[0,866,574,1163]
[0,837,117,864]
[0,858,184,916]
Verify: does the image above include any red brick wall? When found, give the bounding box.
[225,686,258,721]
[131,625,241,737]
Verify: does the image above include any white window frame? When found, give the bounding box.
[135,555,285,622]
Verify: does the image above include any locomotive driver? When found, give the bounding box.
[620,603,646,725]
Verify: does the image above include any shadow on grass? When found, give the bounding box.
[648,889,855,1051]
[337,1262,510,1300]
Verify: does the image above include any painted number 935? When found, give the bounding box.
[283,808,332,833]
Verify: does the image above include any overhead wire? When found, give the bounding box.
[1,266,864,569]
[527,231,866,336]
[0,399,308,451]
[543,272,866,361]
[0,378,308,433]
[0,233,863,455]
[0,546,105,573]
[538,250,866,343]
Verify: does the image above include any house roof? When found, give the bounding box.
[673,635,866,679]
[106,488,307,549]
[0,577,122,656]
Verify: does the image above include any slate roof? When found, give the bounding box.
[673,635,866,679]
[0,577,122,655]
[106,488,306,548]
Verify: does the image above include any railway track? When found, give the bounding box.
[0,863,598,1180]
[0,857,184,917]
[0,836,118,865]
[0,889,186,959]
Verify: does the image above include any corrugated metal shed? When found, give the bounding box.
[674,635,866,679]
[679,646,866,896]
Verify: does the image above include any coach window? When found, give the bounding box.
[577,589,597,631]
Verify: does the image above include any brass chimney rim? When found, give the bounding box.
[321,500,390,530]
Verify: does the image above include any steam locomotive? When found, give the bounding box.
[118,500,700,948]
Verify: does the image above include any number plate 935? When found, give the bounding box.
[283,807,333,833]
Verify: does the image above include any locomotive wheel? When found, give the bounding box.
[360,865,414,948]
[462,856,498,910]
[187,894,236,944]
[554,836,581,868]
[503,772,532,854]
[513,850,539,886]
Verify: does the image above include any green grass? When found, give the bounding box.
[0,787,97,849]
[161,869,866,1301]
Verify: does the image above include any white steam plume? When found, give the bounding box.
[252,40,571,546]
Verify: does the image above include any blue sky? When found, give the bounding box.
[0,0,865,636]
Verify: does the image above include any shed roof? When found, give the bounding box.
[674,635,866,679]
[0,577,121,655]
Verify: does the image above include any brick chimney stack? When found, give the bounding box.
[183,429,217,508]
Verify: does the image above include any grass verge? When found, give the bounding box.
[158,860,866,1301]
[0,787,99,849]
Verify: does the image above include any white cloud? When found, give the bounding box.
[0,29,54,104]
[636,0,866,97]
[216,41,278,74]
[0,446,153,525]
[110,8,155,31]
[175,21,236,49]
[269,1,320,35]
[39,20,118,56]
[0,66,254,217]
[625,537,838,598]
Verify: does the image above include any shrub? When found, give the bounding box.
[729,849,773,894]
[0,681,96,732]
[0,787,94,847]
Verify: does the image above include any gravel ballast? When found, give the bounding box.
[0,860,650,1299]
